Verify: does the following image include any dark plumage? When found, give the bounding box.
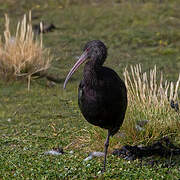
[33,22,56,34]
[64,40,127,172]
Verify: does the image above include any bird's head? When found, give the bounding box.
[63,40,107,89]
[83,40,107,66]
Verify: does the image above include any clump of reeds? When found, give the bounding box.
[124,64,180,109]
[0,12,53,89]
[122,64,180,145]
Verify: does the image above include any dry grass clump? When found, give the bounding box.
[122,64,180,145]
[124,64,180,109]
[0,12,53,87]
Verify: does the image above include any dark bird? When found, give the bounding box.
[33,22,56,34]
[63,40,127,172]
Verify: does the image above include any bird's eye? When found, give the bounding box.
[86,47,90,52]
[94,49,98,55]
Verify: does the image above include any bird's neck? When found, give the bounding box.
[83,61,100,88]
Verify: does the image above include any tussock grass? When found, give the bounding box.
[122,64,180,145]
[124,64,180,108]
[0,12,53,88]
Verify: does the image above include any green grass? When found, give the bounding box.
[0,0,180,179]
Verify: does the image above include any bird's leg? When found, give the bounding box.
[102,130,111,173]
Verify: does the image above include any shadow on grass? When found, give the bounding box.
[113,136,180,169]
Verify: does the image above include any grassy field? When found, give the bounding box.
[0,0,180,179]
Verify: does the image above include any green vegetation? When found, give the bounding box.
[0,0,180,179]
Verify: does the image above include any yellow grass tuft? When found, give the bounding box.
[0,12,53,88]
[122,64,180,145]
[124,64,180,109]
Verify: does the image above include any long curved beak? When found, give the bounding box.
[63,49,89,89]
